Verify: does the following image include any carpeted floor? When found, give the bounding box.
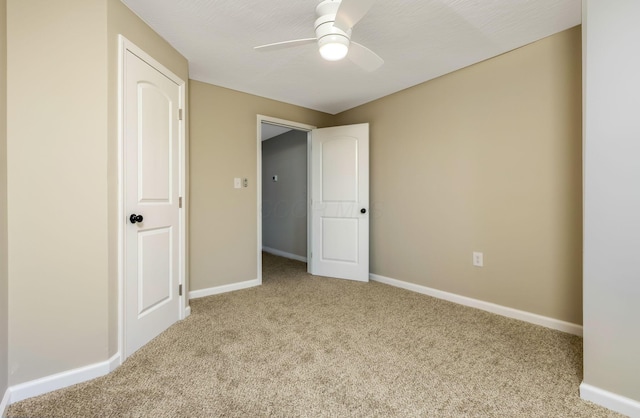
[8,253,621,417]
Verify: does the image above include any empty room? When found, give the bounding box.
[1,0,639,417]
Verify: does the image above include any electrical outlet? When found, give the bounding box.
[243,178,248,188]
[473,252,483,267]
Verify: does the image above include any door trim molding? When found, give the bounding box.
[256,115,316,282]
[118,35,187,362]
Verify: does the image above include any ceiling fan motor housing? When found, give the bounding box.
[315,0,352,59]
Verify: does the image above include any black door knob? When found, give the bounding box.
[129,214,144,224]
[361,208,367,214]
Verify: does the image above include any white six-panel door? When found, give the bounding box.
[124,48,182,358]
[310,124,369,282]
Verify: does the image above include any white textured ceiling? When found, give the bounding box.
[121,0,581,115]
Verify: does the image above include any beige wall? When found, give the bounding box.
[189,81,332,291]
[0,0,8,398]
[6,0,109,384]
[3,0,188,386]
[191,28,582,325]
[106,0,189,356]
[334,27,583,324]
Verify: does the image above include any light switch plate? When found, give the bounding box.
[234,178,241,189]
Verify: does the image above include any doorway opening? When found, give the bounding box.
[256,116,316,282]
[261,125,308,262]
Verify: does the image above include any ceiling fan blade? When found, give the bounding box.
[254,38,317,51]
[348,41,384,72]
[333,0,376,32]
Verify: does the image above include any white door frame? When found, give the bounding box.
[118,35,188,362]
[256,115,316,282]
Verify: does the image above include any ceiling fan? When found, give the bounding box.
[254,0,384,72]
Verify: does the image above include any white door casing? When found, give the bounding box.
[121,38,186,359]
[310,124,369,282]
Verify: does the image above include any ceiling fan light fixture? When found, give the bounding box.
[318,35,349,61]
[255,0,383,71]
[319,42,349,61]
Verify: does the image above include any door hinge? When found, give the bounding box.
[179,196,183,208]
[179,284,183,296]
[178,109,183,121]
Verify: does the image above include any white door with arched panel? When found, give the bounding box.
[123,42,184,358]
[310,124,369,282]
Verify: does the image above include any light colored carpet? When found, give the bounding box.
[8,253,620,417]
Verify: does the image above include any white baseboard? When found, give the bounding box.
[9,353,121,404]
[0,387,10,417]
[370,273,583,336]
[262,247,307,263]
[185,305,191,317]
[189,278,261,300]
[108,352,121,372]
[580,382,640,417]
